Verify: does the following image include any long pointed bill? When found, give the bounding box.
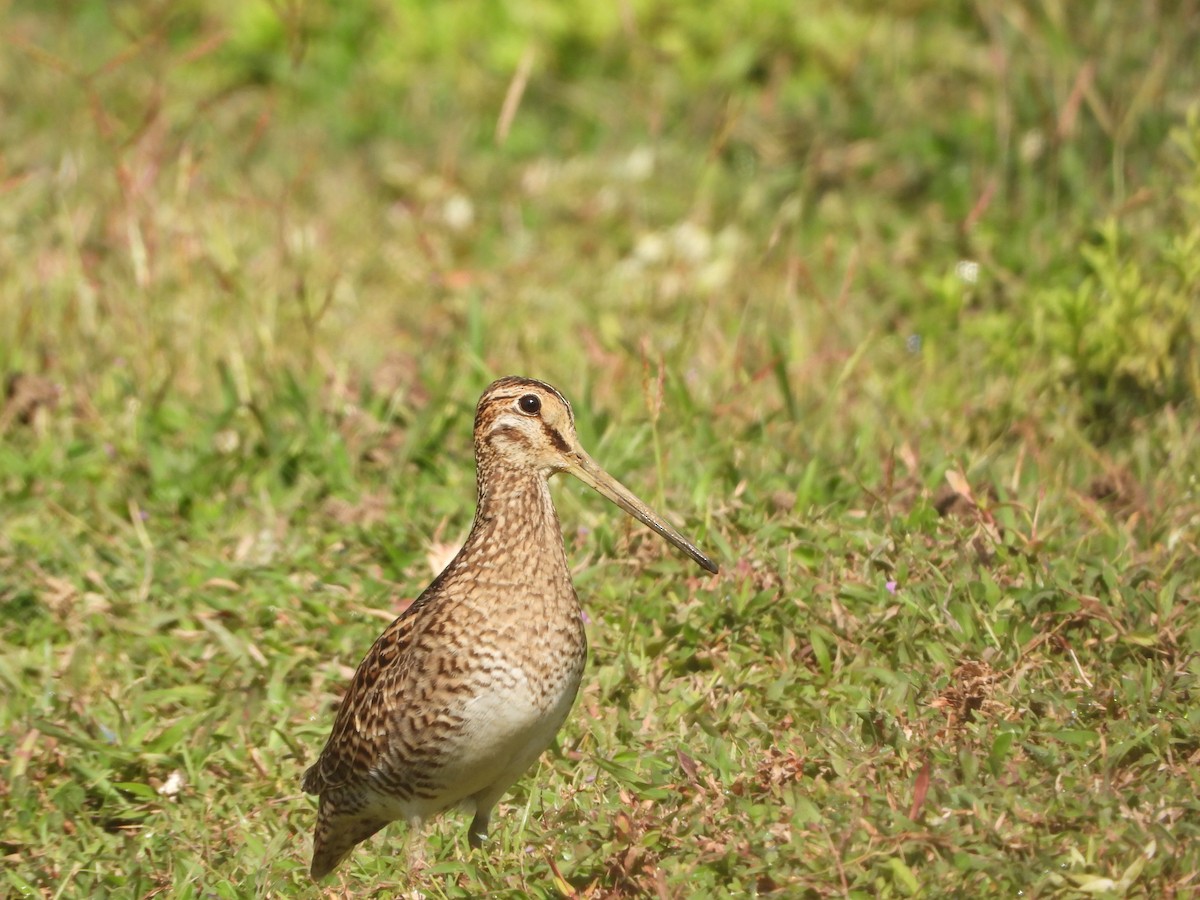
[565,448,719,574]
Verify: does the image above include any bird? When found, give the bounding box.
[302,376,718,880]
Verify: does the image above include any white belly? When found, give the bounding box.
[363,661,582,827]
[441,666,581,805]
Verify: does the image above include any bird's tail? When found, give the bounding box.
[309,799,389,881]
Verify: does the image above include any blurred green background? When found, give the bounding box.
[2,0,1199,896]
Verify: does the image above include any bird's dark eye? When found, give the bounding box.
[518,394,541,415]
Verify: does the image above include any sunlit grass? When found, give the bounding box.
[2,1,1199,897]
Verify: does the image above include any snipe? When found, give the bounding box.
[302,376,717,880]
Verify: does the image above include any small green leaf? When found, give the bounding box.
[113,782,159,800]
[1121,632,1159,647]
[887,857,920,894]
[988,730,1015,777]
[809,628,831,677]
[1054,729,1100,747]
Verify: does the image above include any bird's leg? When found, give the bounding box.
[403,817,428,876]
[468,810,490,850]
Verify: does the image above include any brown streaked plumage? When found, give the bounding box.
[302,376,718,880]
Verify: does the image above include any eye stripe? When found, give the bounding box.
[540,421,569,453]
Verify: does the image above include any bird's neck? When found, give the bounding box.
[452,468,572,588]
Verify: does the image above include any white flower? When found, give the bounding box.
[443,195,475,232]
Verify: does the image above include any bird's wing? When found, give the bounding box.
[301,589,436,795]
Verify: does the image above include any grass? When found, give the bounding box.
[3,0,1200,896]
